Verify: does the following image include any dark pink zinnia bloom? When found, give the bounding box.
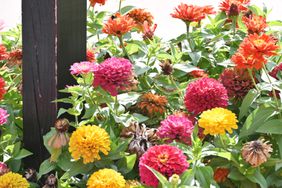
[0,108,9,125]
[139,145,189,187]
[70,61,97,76]
[93,57,137,96]
[269,63,282,79]
[184,78,228,115]
[0,162,9,176]
[157,115,194,145]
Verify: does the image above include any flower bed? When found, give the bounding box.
[0,0,282,187]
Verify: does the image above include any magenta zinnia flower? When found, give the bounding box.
[184,78,228,115]
[0,108,9,125]
[157,115,194,145]
[270,63,282,79]
[0,162,9,176]
[139,145,189,187]
[70,61,97,76]
[93,57,137,96]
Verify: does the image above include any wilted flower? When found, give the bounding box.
[189,69,208,78]
[43,174,57,188]
[127,8,153,32]
[0,162,9,176]
[139,145,189,187]
[70,61,97,76]
[0,78,6,101]
[0,108,8,126]
[0,172,29,188]
[219,68,254,100]
[48,118,70,149]
[219,0,250,16]
[93,57,137,96]
[0,45,7,61]
[160,60,173,75]
[120,122,158,157]
[126,179,141,188]
[87,49,96,62]
[157,114,194,145]
[269,62,282,79]
[24,168,37,182]
[198,108,238,135]
[214,168,229,183]
[242,14,267,34]
[102,13,135,37]
[142,21,157,40]
[242,139,273,167]
[7,49,22,66]
[87,169,126,188]
[184,78,228,115]
[69,125,111,164]
[171,3,214,23]
[136,92,168,117]
[89,0,106,7]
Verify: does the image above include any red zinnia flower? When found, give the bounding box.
[89,0,106,7]
[0,78,6,100]
[0,45,7,61]
[171,3,215,23]
[242,14,267,34]
[219,0,250,16]
[102,13,135,37]
[270,62,282,79]
[184,78,228,115]
[214,168,229,183]
[139,145,189,187]
[127,9,154,32]
[86,49,96,62]
[189,69,209,78]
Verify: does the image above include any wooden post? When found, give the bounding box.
[22,0,86,168]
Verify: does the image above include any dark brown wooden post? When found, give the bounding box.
[22,0,86,168]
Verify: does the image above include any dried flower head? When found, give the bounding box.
[214,168,229,183]
[69,125,111,164]
[24,168,37,182]
[127,8,154,32]
[7,49,22,66]
[102,13,135,37]
[121,122,158,157]
[48,119,70,150]
[54,118,69,133]
[242,139,273,167]
[136,92,168,117]
[160,60,173,75]
[142,21,157,40]
[269,62,282,79]
[43,174,57,188]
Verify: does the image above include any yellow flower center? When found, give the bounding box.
[158,153,169,164]
[254,39,264,47]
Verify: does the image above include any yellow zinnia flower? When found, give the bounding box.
[87,169,126,188]
[198,108,238,135]
[0,172,29,188]
[69,125,111,164]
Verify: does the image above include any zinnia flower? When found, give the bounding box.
[87,169,126,188]
[93,57,137,96]
[87,49,96,62]
[232,34,279,70]
[89,0,106,7]
[136,92,168,117]
[184,78,228,115]
[127,9,154,32]
[269,62,282,79]
[48,118,70,150]
[160,60,173,75]
[198,108,238,135]
[157,114,194,145]
[171,3,215,23]
[0,108,8,126]
[102,13,135,37]
[7,49,22,66]
[0,162,9,176]
[0,45,7,61]
[219,0,250,16]
[214,168,229,183]
[0,78,5,101]
[139,145,189,187]
[242,14,267,34]
[219,68,254,100]
[43,174,57,188]
[189,69,209,78]
[70,61,97,76]
[69,125,111,164]
[242,139,273,167]
[0,172,29,188]
[142,21,157,40]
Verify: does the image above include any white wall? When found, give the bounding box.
[0,0,281,39]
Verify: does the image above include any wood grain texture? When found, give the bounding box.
[22,0,86,168]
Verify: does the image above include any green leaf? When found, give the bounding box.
[195,166,214,188]
[120,5,135,14]
[239,89,259,120]
[14,149,32,160]
[174,64,199,73]
[180,169,195,185]
[145,165,171,187]
[38,159,56,179]
[256,119,282,134]
[246,169,268,188]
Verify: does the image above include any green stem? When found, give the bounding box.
[169,75,184,99]
[219,135,226,150]
[118,0,122,13]
[118,36,133,62]
[262,64,281,118]
[247,68,260,93]
[186,22,193,52]
[231,16,237,37]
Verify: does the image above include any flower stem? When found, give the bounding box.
[118,0,122,13]
[186,22,194,52]
[262,64,282,118]
[247,68,260,93]
[118,36,134,63]
[169,75,184,100]
[231,16,237,37]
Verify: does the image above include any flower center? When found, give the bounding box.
[253,39,264,47]
[158,153,169,164]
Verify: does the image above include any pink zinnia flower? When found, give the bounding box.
[93,57,137,96]
[70,61,97,76]
[184,78,228,115]
[157,115,194,145]
[0,108,9,125]
[139,145,189,187]
[0,162,9,176]
[270,63,282,79]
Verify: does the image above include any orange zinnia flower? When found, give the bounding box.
[89,0,106,7]
[87,49,96,62]
[242,14,267,34]
[171,3,214,23]
[136,93,168,117]
[219,0,250,16]
[127,9,154,32]
[214,168,229,183]
[102,13,136,37]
